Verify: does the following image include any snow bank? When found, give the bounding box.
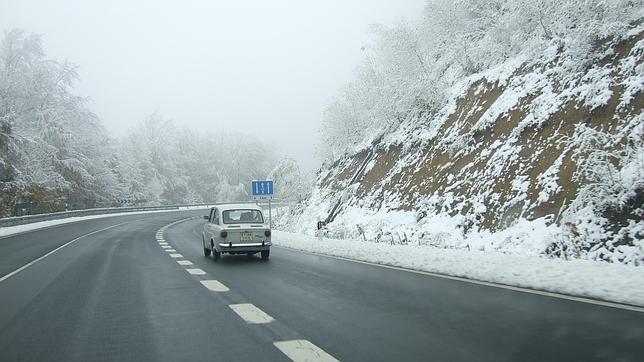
[0,206,209,238]
[273,230,644,307]
[291,206,561,257]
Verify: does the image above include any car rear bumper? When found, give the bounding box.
[217,241,271,253]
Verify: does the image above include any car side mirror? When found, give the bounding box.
[203,215,209,220]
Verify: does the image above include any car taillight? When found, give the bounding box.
[220,231,228,238]
[264,230,271,237]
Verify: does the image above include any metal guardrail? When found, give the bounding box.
[0,203,215,228]
[0,201,283,228]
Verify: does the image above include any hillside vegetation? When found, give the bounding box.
[0,30,277,216]
[287,0,644,265]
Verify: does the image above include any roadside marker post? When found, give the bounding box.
[251,180,274,228]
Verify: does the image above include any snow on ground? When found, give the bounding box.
[287,205,563,257]
[0,206,210,238]
[273,230,644,307]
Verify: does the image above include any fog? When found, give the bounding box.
[0,0,424,170]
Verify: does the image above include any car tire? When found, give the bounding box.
[203,237,211,257]
[211,241,221,261]
[261,250,270,260]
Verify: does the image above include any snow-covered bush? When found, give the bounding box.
[560,120,644,264]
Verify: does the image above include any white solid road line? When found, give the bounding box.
[177,260,193,266]
[275,246,644,313]
[186,268,206,275]
[200,280,230,292]
[229,303,275,324]
[169,253,183,258]
[274,340,339,362]
[0,221,131,283]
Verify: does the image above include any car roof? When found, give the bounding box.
[216,203,262,212]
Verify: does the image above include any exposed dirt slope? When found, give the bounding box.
[295,31,643,264]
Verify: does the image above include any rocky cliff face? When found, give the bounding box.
[287,31,643,265]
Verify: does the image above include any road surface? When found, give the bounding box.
[1,210,643,361]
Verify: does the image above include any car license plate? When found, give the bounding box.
[240,232,253,242]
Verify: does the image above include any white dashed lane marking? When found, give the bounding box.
[274,340,339,362]
[186,268,206,275]
[200,280,230,292]
[155,223,338,362]
[155,224,333,358]
[229,303,274,324]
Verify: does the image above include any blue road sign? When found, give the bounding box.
[252,180,274,199]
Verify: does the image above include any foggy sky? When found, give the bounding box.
[0,0,425,171]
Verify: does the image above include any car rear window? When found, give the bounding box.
[222,209,264,224]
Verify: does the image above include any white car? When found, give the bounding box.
[202,203,271,261]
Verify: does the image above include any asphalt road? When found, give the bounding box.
[0,211,643,362]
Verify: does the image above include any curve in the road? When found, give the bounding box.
[0,221,131,283]
[1,211,643,362]
[162,216,644,362]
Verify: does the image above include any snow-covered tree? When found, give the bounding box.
[317,0,644,160]
[117,113,277,206]
[0,29,118,214]
[0,30,281,216]
[267,157,313,206]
